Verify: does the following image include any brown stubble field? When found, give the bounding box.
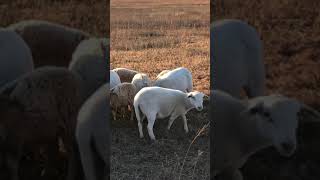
[111,0,210,179]
[111,0,210,94]
[0,0,109,37]
[213,0,320,179]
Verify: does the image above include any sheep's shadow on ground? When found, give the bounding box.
[243,122,320,180]
[111,99,210,180]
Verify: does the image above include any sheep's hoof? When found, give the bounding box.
[149,139,158,145]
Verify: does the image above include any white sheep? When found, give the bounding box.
[0,66,83,180]
[69,38,109,100]
[110,70,121,89]
[113,67,138,83]
[76,83,110,180]
[131,73,151,92]
[7,20,90,67]
[154,67,193,93]
[156,69,170,79]
[211,19,265,98]
[110,82,137,121]
[212,90,320,180]
[0,29,34,88]
[134,87,205,141]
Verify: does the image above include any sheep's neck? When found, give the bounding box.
[184,98,195,112]
[238,116,272,158]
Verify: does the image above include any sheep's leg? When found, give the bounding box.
[141,114,146,122]
[6,151,21,180]
[181,114,189,133]
[130,107,134,121]
[92,132,110,180]
[146,112,157,141]
[137,118,144,138]
[112,109,117,121]
[167,113,180,130]
[78,136,98,180]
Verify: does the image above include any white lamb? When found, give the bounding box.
[212,90,320,180]
[134,87,205,141]
[154,67,193,93]
[211,19,265,98]
[156,69,170,79]
[110,70,121,89]
[131,73,151,92]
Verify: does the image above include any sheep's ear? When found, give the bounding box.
[299,103,320,123]
[248,102,264,115]
[187,93,193,98]
[110,87,115,94]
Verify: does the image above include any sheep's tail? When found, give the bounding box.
[133,100,142,122]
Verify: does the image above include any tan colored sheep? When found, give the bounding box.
[113,68,138,83]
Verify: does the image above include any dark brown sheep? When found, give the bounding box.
[7,20,90,67]
[0,66,83,180]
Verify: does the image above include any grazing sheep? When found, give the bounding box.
[113,68,138,83]
[156,69,170,79]
[110,70,121,89]
[134,87,205,141]
[110,83,137,121]
[211,19,265,98]
[211,90,320,180]
[76,83,110,180]
[154,67,193,93]
[69,38,109,100]
[0,66,83,180]
[7,20,90,67]
[0,29,34,88]
[131,73,151,92]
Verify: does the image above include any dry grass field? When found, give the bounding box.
[0,0,108,179]
[111,0,210,179]
[111,0,210,94]
[212,0,320,179]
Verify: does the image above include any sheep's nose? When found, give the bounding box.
[281,142,295,153]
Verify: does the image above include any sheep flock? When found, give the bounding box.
[1,14,318,180]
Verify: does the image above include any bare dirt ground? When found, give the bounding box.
[0,0,108,179]
[212,0,320,179]
[111,0,210,179]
